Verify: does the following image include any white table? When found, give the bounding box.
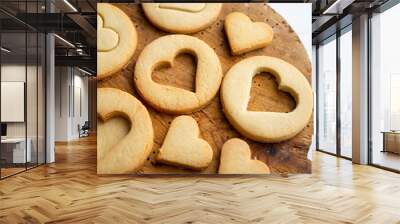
[1,138,31,163]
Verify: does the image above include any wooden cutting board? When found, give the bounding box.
[97,3,313,174]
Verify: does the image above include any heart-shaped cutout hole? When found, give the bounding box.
[97,14,119,52]
[156,115,213,170]
[219,138,270,174]
[152,52,197,92]
[97,116,130,160]
[247,72,295,112]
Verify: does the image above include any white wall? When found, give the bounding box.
[54,67,89,141]
[1,63,46,163]
[55,66,69,141]
[1,65,35,138]
[72,73,89,137]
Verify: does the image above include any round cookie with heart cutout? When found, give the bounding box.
[97,3,137,80]
[97,88,154,174]
[142,3,223,34]
[221,56,313,143]
[134,34,223,114]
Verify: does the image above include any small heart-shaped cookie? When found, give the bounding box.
[218,138,270,174]
[224,12,273,55]
[156,116,213,170]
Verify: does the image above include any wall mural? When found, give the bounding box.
[97,3,313,175]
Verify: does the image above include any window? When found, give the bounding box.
[370,3,400,171]
[0,1,46,179]
[317,36,337,155]
[339,28,352,158]
[390,74,400,130]
[317,26,353,159]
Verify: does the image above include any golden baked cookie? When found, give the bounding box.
[225,12,274,55]
[97,3,137,80]
[142,3,222,34]
[218,138,270,174]
[156,116,213,170]
[221,56,313,143]
[97,88,154,174]
[134,34,223,114]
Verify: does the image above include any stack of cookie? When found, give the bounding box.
[97,3,313,175]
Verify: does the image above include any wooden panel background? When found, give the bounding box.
[97,3,313,174]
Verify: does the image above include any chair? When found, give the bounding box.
[78,121,90,138]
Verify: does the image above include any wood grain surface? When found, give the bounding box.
[97,3,313,174]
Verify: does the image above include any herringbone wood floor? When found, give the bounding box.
[1,136,400,224]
